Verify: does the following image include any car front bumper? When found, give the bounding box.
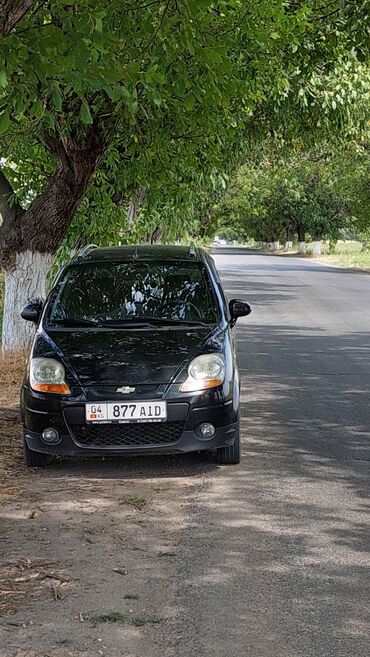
[22,384,239,457]
[24,421,238,456]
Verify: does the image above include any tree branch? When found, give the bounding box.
[14,20,57,36]
[127,0,165,10]
[215,8,252,38]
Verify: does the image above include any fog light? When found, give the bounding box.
[197,422,216,440]
[41,428,60,444]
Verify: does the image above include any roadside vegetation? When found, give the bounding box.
[310,242,370,271]
[213,132,370,259]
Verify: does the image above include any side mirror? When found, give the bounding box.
[21,301,43,323]
[229,299,251,326]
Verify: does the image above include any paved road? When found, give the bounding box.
[166,248,370,657]
[2,248,369,657]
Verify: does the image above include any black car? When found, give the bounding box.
[20,245,251,467]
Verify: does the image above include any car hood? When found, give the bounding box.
[34,327,224,386]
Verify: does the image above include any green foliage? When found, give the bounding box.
[1,0,370,253]
[214,144,361,242]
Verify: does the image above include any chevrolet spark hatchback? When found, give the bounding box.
[20,245,251,466]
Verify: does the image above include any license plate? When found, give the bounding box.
[85,401,167,424]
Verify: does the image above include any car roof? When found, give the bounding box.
[73,244,208,264]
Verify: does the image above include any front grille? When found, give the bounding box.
[69,422,184,448]
[85,384,164,401]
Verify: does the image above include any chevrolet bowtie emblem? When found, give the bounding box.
[116,386,136,394]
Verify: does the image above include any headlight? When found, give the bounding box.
[30,358,71,394]
[180,354,225,392]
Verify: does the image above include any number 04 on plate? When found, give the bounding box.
[85,401,167,424]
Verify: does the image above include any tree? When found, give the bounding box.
[213,147,355,246]
[1,0,370,349]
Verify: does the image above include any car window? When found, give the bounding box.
[46,261,220,326]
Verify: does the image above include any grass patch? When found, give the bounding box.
[279,240,370,272]
[90,612,161,627]
[318,251,370,271]
[119,494,147,510]
[131,615,161,627]
[90,612,128,626]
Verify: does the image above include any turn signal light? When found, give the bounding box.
[180,377,223,392]
[32,383,71,394]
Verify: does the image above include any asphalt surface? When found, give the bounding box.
[2,247,369,657]
[166,248,370,657]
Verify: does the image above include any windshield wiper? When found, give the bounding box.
[101,317,213,328]
[100,320,155,329]
[149,318,212,327]
[51,318,102,327]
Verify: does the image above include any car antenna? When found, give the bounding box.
[189,242,196,257]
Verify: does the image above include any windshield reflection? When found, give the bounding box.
[47,261,219,327]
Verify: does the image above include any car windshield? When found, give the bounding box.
[46,260,220,327]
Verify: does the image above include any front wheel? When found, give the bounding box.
[216,423,240,465]
[23,438,52,467]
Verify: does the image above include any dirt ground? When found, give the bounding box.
[0,356,209,657]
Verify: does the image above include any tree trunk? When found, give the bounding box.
[199,210,213,238]
[150,226,163,243]
[0,0,32,37]
[2,251,52,351]
[126,186,148,224]
[0,126,107,351]
[298,224,306,242]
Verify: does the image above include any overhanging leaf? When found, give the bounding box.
[0,71,8,88]
[80,101,93,125]
[0,111,10,133]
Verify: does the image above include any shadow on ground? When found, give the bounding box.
[46,451,218,480]
[165,258,370,657]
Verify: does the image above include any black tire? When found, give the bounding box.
[23,438,52,467]
[216,423,240,465]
